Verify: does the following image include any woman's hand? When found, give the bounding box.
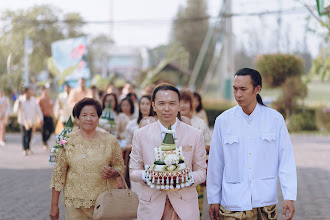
[101,166,119,179]
[49,205,59,220]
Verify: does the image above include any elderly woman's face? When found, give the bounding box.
[78,105,99,132]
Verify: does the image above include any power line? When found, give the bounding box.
[4,6,311,26]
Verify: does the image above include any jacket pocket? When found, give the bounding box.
[223,135,242,183]
[258,133,277,179]
[261,133,276,142]
[179,187,198,201]
[139,192,152,202]
[224,135,239,145]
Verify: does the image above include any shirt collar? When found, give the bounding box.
[238,103,260,123]
[158,118,178,134]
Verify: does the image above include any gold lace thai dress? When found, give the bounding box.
[50,130,125,211]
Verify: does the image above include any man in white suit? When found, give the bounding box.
[130,83,207,220]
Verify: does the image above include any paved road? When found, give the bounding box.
[0,133,329,220]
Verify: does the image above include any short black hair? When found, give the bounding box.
[119,97,134,115]
[127,92,138,101]
[72,98,102,119]
[151,83,181,102]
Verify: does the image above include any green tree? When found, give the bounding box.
[302,3,330,82]
[0,5,85,91]
[63,13,85,38]
[171,0,212,88]
[256,54,307,119]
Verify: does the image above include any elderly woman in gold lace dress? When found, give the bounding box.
[49,98,125,220]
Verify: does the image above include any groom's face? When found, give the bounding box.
[152,90,180,126]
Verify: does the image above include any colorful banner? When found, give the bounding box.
[51,37,90,81]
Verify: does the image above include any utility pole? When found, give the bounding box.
[223,0,234,100]
[24,37,33,85]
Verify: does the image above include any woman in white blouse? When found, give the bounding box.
[180,90,211,148]
[125,95,154,148]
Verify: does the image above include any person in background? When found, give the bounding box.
[117,97,135,141]
[37,85,55,150]
[180,89,211,219]
[0,88,10,147]
[119,82,134,101]
[102,93,119,114]
[106,83,115,94]
[125,95,153,148]
[142,83,156,96]
[54,83,71,126]
[90,85,100,102]
[68,78,92,108]
[49,98,125,220]
[13,85,43,156]
[208,68,297,220]
[127,92,139,118]
[193,92,208,126]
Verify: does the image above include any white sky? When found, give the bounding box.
[0,0,325,57]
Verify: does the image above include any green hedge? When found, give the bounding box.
[6,115,20,132]
[287,111,317,132]
[315,107,330,132]
[204,101,235,127]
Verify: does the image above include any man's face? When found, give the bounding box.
[43,88,49,96]
[64,85,71,94]
[152,90,180,126]
[233,75,260,110]
[26,88,33,98]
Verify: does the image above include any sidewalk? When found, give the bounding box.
[0,133,329,219]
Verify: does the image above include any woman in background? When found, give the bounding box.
[117,97,135,141]
[125,95,153,148]
[193,91,208,126]
[102,93,119,114]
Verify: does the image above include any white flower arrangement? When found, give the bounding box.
[164,153,180,165]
